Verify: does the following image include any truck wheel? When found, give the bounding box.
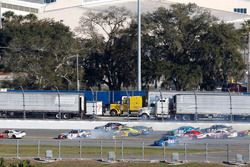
[140,114,149,120]
[63,114,69,119]
[110,110,117,116]
[175,115,182,121]
[182,115,191,121]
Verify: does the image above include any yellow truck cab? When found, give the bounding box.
[110,96,145,116]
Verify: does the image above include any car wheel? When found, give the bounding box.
[12,135,16,139]
[192,136,197,140]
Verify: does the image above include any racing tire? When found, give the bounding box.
[12,135,16,139]
[110,110,117,116]
[192,136,198,140]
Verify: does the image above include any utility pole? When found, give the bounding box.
[248,32,250,92]
[137,0,141,91]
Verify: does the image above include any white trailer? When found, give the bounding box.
[0,92,84,119]
[172,93,250,121]
[85,101,103,116]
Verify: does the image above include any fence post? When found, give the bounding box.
[114,139,116,154]
[100,140,103,160]
[58,140,61,160]
[121,140,124,160]
[184,143,187,162]
[142,141,144,160]
[79,140,82,160]
[248,144,250,163]
[205,143,208,162]
[16,139,19,159]
[227,144,229,163]
[163,142,166,161]
[37,140,40,158]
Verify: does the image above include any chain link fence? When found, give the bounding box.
[0,139,249,163]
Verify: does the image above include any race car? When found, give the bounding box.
[173,126,198,137]
[205,129,237,139]
[115,127,140,137]
[4,130,26,139]
[182,130,206,139]
[58,129,91,139]
[154,135,179,147]
[238,130,250,137]
[132,126,153,135]
[94,123,126,131]
[202,125,233,133]
[0,132,7,139]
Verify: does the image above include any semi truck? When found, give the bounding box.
[139,98,169,119]
[139,93,250,121]
[109,96,146,116]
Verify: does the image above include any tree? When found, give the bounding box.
[0,12,82,90]
[142,3,245,90]
[77,7,137,90]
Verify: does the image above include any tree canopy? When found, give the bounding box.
[142,3,245,90]
[0,12,83,90]
[0,3,246,91]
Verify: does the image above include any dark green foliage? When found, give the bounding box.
[0,12,82,90]
[142,3,244,90]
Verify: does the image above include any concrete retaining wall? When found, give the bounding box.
[0,120,249,131]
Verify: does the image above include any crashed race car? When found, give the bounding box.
[132,126,153,135]
[154,135,179,147]
[182,130,207,140]
[114,127,140,137]
[3,130,26,139]
[94,123,126,131]
[204,129,237,139]
[58,129,91,139]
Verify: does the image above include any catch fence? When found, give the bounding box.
[0,139,249,164]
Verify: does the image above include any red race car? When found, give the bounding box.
[0,132,7,139]
[183,130,204,139]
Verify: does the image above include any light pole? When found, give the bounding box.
[137,0,141,91]
[248,32,250,92]
[77,54,80,91]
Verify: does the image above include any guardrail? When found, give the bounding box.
[0,139,249,164]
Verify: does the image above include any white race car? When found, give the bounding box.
[4,130,26,139]
[58,129,91,139]
[205,130,237,139]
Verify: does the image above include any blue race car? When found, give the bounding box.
[154,135,179,147]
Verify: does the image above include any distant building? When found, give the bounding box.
[0,0,249,31]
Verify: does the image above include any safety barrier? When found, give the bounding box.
[0,139,249,165]
[0,120,250,131]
